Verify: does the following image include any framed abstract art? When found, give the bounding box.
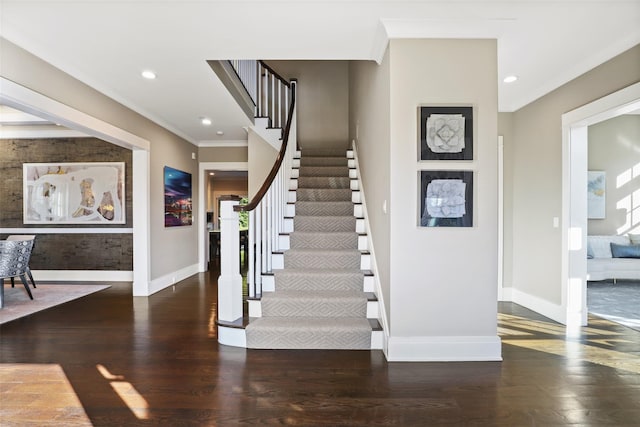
[419,106,473,161]
[419,170,473,227]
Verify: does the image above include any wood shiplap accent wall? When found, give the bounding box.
[0,138,133,270]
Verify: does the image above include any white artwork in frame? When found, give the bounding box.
[23,162,126,224]
[587,171,606,219]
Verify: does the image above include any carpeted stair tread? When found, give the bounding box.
[284,249,361,269]
[245,317,372,349]
[296,188,352,202]
[297,176,351,189]
[289,231,358,249]
[300,157,348,167]
[261,290,367,317]
[294,201,354,216]
[298,166,350,177]
[300,148,349,157]
[273,268,365,291]
[294,216,356,232]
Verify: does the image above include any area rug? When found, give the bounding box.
[587,281,640,332]
[0,284,110,325]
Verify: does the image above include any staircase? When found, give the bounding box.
[245,148,381,349]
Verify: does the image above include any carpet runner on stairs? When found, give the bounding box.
[245,148,373,349]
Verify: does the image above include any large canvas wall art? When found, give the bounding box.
[164,166,192,227]
[419,106,473,161]
[419,170,473,227]
[23,162,125,224]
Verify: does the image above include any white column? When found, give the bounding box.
[218,197,243,322]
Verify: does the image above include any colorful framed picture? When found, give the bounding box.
[419,170,473,227]
[164,166,192,227]
[419,106,473,161]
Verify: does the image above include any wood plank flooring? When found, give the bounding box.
[1,271,640,426]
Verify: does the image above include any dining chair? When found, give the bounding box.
[0,239,35,308]
[6,235,37,289]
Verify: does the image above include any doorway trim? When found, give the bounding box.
[561,82,640,327]
[198,162,248,271]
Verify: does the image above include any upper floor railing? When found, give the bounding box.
[228,60,291,131]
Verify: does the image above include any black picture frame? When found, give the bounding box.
[419,170,473,227]
[419,106,473,161]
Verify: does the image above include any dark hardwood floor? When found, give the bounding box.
[2,270,640,426]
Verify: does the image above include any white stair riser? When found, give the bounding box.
[284,218,294,233]
[371,331,383,349]
[262,275,275,292]
[293,159,300,168]
[348,159,355,168]
[364,275,374,292]
[367,301,379,318]
[249,300,262,317]
[347,150,354,159]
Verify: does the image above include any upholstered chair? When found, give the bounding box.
[0,239,35,308]
[6,235,37,289]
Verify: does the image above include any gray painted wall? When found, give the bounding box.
[508,44,640,304]
[267,61,349,150]
[349,51,392,328]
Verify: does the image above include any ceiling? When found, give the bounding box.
[1,1,639,145]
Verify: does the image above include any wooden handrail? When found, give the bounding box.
[235,80,296,213]
[259,61,291,88]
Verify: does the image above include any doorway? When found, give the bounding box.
[562,82,640,328]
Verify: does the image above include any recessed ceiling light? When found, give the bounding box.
[141,70,156,80]
[503,75,518,83]
[216,130,224,136]
[209,172,215,176]
[201,117,212,126]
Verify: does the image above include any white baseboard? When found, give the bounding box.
[218,326,247,348]
[386,335,502,362]
[147,263,199,296]
[31,270,133,282]
[511,288,566,324]
[499,286,514,301]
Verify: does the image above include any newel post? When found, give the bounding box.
[218,195,243,322]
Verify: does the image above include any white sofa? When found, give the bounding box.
[587,235,640,281]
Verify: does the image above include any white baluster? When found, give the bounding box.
[248,209,255,298]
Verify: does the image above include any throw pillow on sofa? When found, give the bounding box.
[610,242,640,258]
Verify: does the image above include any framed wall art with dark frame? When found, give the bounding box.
[419,106,473,161]
[419,170,473,227]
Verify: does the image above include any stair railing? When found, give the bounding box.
[225,60,297,302]
[228,60,291,132]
